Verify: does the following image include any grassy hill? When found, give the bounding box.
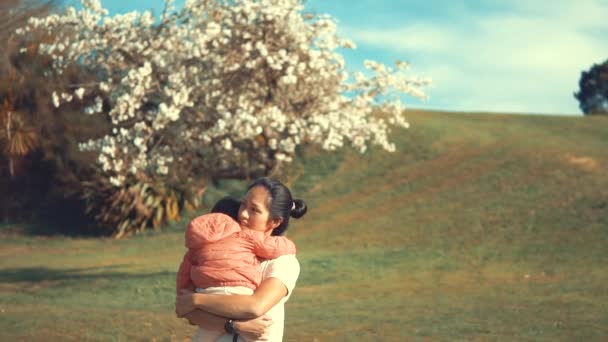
[1,110,607,341]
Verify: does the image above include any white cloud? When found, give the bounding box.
[341,24,451,52]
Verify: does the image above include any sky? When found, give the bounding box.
[63,0,608,115]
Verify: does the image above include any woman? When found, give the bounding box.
[176,177,307,341]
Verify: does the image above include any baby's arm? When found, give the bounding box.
[251,233,296,260]
[175,249,195,294]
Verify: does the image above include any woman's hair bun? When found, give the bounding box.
[290,199,307,219]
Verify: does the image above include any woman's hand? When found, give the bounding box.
[175,288,197,317]
[234,315,273,341]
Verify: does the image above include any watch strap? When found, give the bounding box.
[224,319,236,335]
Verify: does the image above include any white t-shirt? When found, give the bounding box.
[212,254,300,342]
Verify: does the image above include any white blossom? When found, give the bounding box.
[52,91,60,108]
[75,87,86,100]
[222,138,233,150]
[17,0,430,186]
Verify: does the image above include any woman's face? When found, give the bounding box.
[238,185,281,234]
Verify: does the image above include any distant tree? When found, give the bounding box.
[0,1,55,177]
[1,0,110,227]
[574,59,608,115]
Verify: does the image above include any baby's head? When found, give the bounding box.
[210,197,241,221]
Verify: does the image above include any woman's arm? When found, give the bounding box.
[176,278,288,320]
[182,309,273,340]
[182,309,227,331]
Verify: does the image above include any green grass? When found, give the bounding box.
[1,110,607,341]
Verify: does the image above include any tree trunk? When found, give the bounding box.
[8,157,14,178]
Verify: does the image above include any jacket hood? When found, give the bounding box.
[186,213,241,248]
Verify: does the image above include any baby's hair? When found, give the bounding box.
[210,197,241,221]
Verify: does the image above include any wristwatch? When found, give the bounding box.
[224,319,237,335]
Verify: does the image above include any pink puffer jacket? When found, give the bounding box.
[176,213,296,293]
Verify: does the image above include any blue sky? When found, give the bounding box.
[64,0,608,115]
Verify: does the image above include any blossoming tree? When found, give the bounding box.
[19,0,430,236]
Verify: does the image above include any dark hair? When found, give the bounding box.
[211,197,241,221]
[247,177,307,236]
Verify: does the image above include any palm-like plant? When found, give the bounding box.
[0,98,37,178]
[80,177,189,238]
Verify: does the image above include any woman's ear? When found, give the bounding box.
[269,217,283,230]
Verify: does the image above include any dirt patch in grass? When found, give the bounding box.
[565,154,600,172]
[0,245,33,258]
